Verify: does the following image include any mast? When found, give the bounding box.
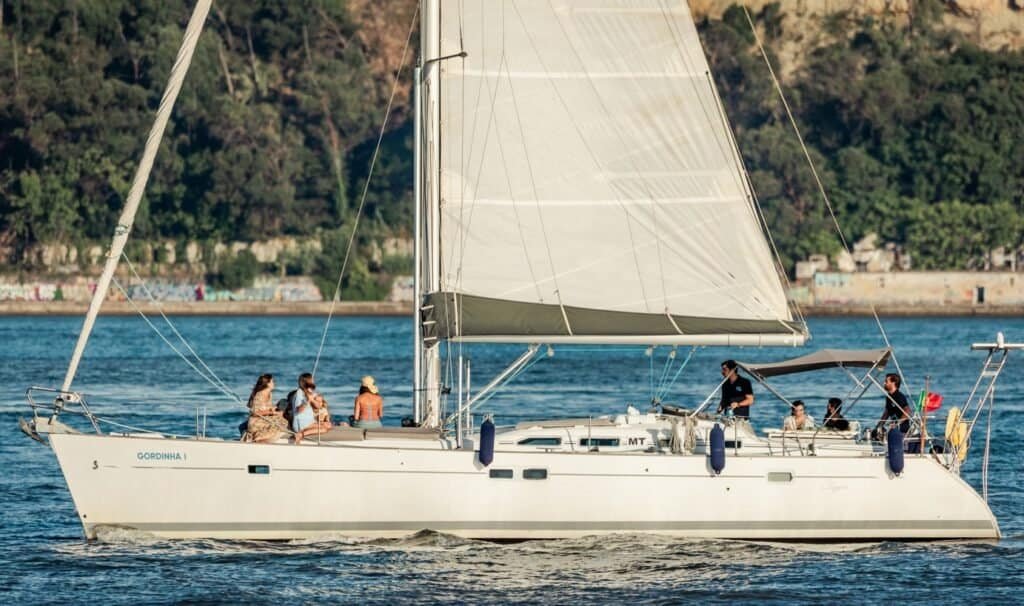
[61,0,213,393]
[413,64,423,424]
[419,0,442,427]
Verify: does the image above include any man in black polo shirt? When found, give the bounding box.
[879,372,912,433]
[717,359,754,419]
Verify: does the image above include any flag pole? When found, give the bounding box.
[920,375,930,454]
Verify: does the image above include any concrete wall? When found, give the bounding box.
[810,272,1024,307]
[0,276,323,303]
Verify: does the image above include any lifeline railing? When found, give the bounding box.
[25,386,101,434]
[23,386,192,441]
[951,333,1023,499]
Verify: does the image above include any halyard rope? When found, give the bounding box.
[312,3,420,378]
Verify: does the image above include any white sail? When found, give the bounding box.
[423,0,803,343]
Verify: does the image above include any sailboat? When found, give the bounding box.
[20,0,1011,540]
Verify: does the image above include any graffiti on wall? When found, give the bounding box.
[0,277,323,303]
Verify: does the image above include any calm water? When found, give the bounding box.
[1,315,1022,604]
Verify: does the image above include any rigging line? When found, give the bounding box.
[655,347,677,397]
[704,69,807,333]
[61,0,212,394]
[92,415,193,439]
[111,277,241,404]
[740,6,904,357]
[650,347,666,399]
[658,3,798,329]
[509,1,652,311]
[657,346,698,401]
[120,253,239,402]
[491,113,546,302]
[446,348,545,424]
[501,52,574,325]
[456,0,468,388]
[311,3,419,378]
[650,348,655,403]
[446,5,489,292]
[489,24,545,302]
[543,0,670,313]
[723,7,808,332]
[654,5,789,323]
[451,12,507,296]
[548,1,789,330]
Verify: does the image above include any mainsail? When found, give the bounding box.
[421,0,805,345]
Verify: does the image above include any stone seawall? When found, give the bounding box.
[0,301,412,316]
[3,299,1019,317]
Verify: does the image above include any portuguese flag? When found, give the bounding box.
[916,390,943,413]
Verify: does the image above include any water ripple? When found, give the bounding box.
[2,317,1023,604]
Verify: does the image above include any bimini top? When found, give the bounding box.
[738,348,891,379]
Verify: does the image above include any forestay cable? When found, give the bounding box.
[120,253,242,404]
[111,276,242,403]
[311,4,420,378]
[62,0,213,392]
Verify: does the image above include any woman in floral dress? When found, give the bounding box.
[244,373,289,443]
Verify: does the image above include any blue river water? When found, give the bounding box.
[0,315,1021,604]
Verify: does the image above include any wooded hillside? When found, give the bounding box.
[1,1,1022,294]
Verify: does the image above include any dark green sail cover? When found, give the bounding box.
[422,292,806,342]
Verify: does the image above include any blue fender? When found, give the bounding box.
[887,426,905,475]
[709,424,726,475]
[478,418,495,466]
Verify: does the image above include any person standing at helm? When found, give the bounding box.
[353,375,384,429]
[717,359,754,419]
[878,372,912,434]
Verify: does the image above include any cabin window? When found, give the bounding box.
[767,472,793,483]
[517,437,561,446]
[523,469,548,480]
[247,465,270,475]
[724,440,742,449]
[489,469,513,479]
[579,438,620,447]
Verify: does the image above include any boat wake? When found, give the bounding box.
[287,529,480,552]
[93,525,163,545]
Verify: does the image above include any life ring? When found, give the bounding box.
[944,406,969,462]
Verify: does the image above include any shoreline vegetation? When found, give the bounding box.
[2,301,1019,318]
[3,3,1024,294]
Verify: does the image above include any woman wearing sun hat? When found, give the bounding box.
[353,375,383,429]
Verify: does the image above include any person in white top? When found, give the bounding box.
[783,400,815,431]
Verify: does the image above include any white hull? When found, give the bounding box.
[50,432,999,541]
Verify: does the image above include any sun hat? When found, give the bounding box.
[361,375,379,394]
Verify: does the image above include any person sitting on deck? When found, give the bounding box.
[243,373,289,443]
[716,360,754,419]
[353,375,384,429]
[823,397,851,431]
[783,400,815,431]
[310,391,335,427]
[291,373,331,443]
